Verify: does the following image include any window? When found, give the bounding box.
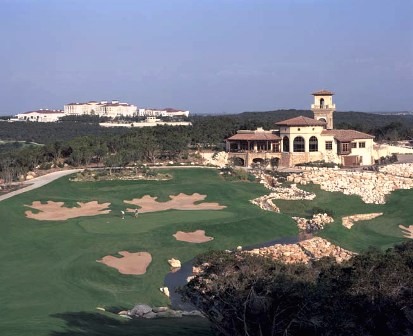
[282,136,289,152]
[297,128,301,131]
[325,141,333,150]
[359,142,366,148]
[351,142,357,148]
[293,136,305,152]
[309,136,318,152]
[342,143,350,152]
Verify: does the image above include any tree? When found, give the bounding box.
[182,242,413,336]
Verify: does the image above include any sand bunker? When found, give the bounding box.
[399,225,413,239]
[25,200,111,221]
[124,193,226,213]
[173,230,214,243]
[97,251,152,275]
[342,213,383,229]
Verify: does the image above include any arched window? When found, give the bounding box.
[309,136,318,152]
[293,136,305,152]
[320,98,325,108]
[282,136,289,152]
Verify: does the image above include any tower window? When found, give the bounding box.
[320,98,325,108]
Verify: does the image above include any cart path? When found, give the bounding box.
[0,169,81,202]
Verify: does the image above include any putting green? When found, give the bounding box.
[0,168,410,335]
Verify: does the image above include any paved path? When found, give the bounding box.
[0,169,81,202]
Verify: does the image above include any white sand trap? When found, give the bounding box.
[25,200,111,221]
[173,230,214,243]
[124,193,226,213]
[97,251,152,275]
[342,213,383,229]
[399,225,413,239]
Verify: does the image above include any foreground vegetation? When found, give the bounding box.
[183,242,413,336]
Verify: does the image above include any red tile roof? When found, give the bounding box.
[227,133,281,141]
[275,116,326,127]
[312,90,334,96]
[321,129,374,142]
[23,109,64,114]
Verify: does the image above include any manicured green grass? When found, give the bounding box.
[0,169,297,336]
[1,168,411,335]
[275,184,411,252]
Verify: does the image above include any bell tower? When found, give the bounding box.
[311,90,335,130]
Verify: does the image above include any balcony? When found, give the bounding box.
[311,104,336,109]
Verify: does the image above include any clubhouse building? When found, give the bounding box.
[225,90,375,167]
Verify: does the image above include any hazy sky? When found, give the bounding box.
[0,0,412,115]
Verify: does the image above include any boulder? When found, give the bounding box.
[128,304,152,317]
[160,287,170,297]
[143,311,158,319]
[168,258,181,268]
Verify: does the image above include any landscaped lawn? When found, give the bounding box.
[275,184,411,252]
[0,168,297,336]
[0,168,410,335]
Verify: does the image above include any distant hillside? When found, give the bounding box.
[1,109,412,145]
[217,109,413,140]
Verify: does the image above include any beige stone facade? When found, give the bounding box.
[226,91,375,168]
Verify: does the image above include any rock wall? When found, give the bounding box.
[288,166,413,204]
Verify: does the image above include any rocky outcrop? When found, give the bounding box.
[248,237,354,264]
[342,213,383,229]
[250,172,316,213]
[123,304,203,319]
[379,163,413,178]
[201,151,228,167]
[293,213,334,232]
[250,195,280,212]
[288,167,413,204]
[168,258,181,268]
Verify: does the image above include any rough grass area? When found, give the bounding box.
[0,168,297,336]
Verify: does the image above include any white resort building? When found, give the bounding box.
[226,90,375,167]
[14,109,66,122]
[137,108,190,118]
[64,100,137,118]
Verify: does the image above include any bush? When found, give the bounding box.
[182,241,413,336]
[309,207,335,217]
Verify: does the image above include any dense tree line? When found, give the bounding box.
[181,242,413,336]
[1,110,413,184]
[2,110,413,145]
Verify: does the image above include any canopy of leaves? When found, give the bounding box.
[182,242,413,336]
